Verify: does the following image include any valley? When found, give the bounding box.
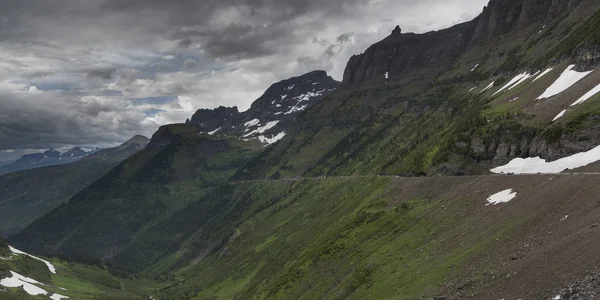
[4,0,600,299]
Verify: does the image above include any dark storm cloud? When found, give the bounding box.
[0,0,488,158]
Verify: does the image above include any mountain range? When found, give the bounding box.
[5,0,600,299]
[0,135,149,236]
[0,147,101,176]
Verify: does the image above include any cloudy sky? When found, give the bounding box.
[0,0,488,161]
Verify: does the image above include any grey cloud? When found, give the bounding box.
[0,0,488,157]
[85,68,117,80]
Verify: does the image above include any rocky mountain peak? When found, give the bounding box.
[342,20,477,85]
[187,106,242,132]
[60,147,86,160]
[186,70,340,145]
[43,148,60,158]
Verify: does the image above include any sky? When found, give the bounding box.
[0,0,488,161]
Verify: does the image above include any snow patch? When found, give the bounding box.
[533,67,554,82]
[284,105,308,115]
[491,144,600,174]
[571,83,600,106]
[509,71,538,91]
[468,87,476,92]
[384,72,389,79]
[471,64,479,72]
[208,127,221,135]
[244,121,280,137]
[492,72,531,96]
[244,119,260,127]
[281,94,288,100]
[258,132,286,145]
[286,84,295,91]
[10,246,56,274]
[50,293,69,300]
[0,271,47,296]
[537,65,593,100]
[486,189,517,206]
[552,109,566,122]
[481,82,495,93]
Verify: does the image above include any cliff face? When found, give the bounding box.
[343,0,592,85]
[342,21,478,85]
[470,0,585,45]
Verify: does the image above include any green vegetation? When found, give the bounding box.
[142,177,522,299]
[11,126,263,273]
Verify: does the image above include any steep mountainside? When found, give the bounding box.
[12,124,262,271]
[187,70,340,145]
[0,135,149,236]
[9,0,600,299]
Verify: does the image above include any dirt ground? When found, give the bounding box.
[386,174,600,300]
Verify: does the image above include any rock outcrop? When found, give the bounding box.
[342,21,478,85]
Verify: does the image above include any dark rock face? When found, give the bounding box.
[187,70,340,144]
[342,21,478,85]
[187,106,242,133]
[471,0,588,45]
[342,0,592,85]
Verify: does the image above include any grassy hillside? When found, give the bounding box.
[0,239,168,299]
[139,174,600,299]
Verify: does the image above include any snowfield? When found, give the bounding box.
[491,145,600,174]
[537,65,593,100]
[481,81,495,93]
[10,246,56,274]
[258,132,286,145]
[1,271,48,296]
[552,109,567,122]
[492,72,533,96]
[244,118,260,127]
[571,83,600,106]
[486,189,517,206]
[244,121,280,137]
[533,67,554,82]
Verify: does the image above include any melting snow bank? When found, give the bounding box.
[491,145,600,174]
[9,246,56,274]
[1,271,47,296]
[571,83,600,106]
[537,65,593,100]
[258,132,286,145]
[493,72,531,96]
[533,67,554,82]
[486,189,517,206]
[552,109,566,122]
[50,293,69,300]
[481,82,495,93]
[244,121,280,137]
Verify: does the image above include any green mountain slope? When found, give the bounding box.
[9,0,600,299]
[12,124,263,272]
[0,135,148,236]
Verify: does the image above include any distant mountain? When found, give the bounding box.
[187,70,340,145]
[11,124,262,271]
[0,135,148,236]
[1,147,97,176]
[59,147,87,160]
